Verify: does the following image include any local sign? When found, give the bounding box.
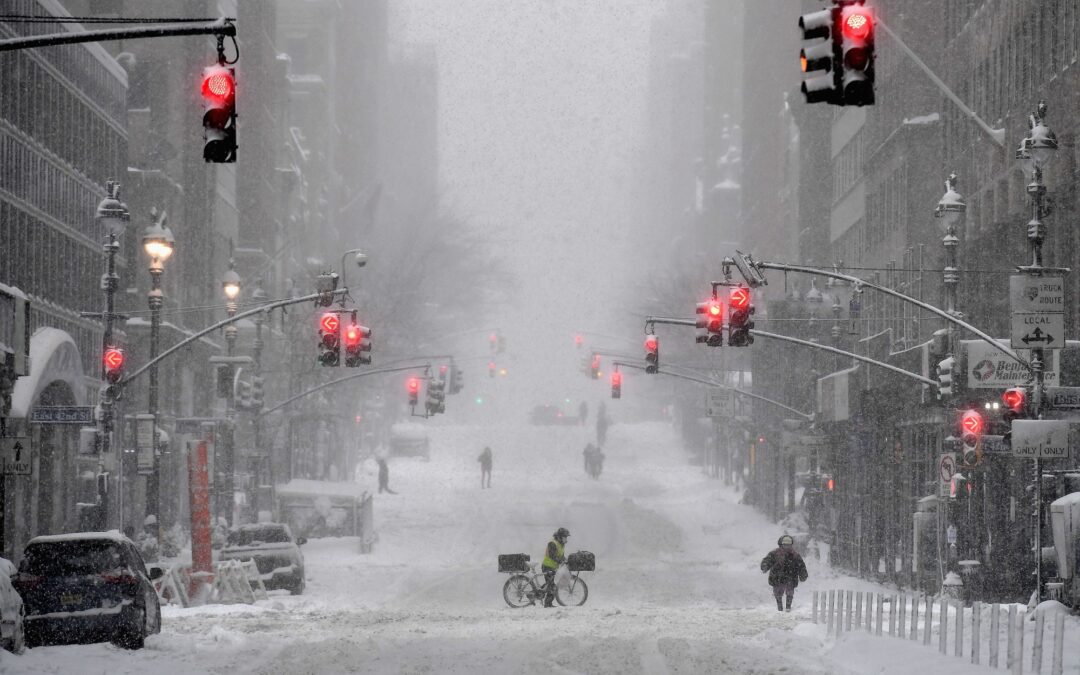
[1010,419,1070,459]
[0,437,32,475]
[1009,274,1064,350]
[30,406,94,424]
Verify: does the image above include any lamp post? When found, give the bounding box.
[141,208,174,535]
[934,172,966,360]
[219,260,241,524]
[1018,101,1057,603]
[250,281,267,518]
[94,180,129,529]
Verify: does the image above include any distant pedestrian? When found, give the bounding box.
[478,446,493,488]
[596,402,609,447]
[377,458,397,494]
[760,534,808,612]
[578,401,588,426]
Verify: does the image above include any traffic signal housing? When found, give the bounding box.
[645,334,659,374]
[591,354,601,379]
[318,313,340,367]
[1001,387,1026,420]
[727,286,755,347]
[799,7,837,104]
[407,377,420,407]
[839,5,875,106]
[201,64,237,163]
[343,321,372,367]
[250,375,264,410]
[425,378,446,415]
[103,347,125,384]
[696,298,724,347]
[937,356,955,399]
[488,361,496,379]
[449,364,463,394]
[611,370,622,399]
[959,409,984,467]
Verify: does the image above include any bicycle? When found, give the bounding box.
[502,561,589,608]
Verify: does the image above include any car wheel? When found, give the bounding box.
[113,606,145,650]
[289,575,305,596]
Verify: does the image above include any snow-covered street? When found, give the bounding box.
[5,420,1016,674]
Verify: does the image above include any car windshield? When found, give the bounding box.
[24,541,123,576]
[229,526,289,545]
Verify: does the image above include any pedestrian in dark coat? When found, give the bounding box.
[760,534,808,611]
[377,458,397,494]
[478,446,492,488]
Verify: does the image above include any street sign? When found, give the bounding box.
[938,453,956,496]
[1047,387,1080,409]
[1011,313,1064,349]
[135,414,155,474]
[0,437,32,475]
[966,343,1058,388]
[1010,420,1070,459]
[1009,274,1064,313]
[705,389,735,418]
[30,406,94,424]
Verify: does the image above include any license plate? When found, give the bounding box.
[60,593,82,606]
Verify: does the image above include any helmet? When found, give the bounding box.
[778,534,794,547]
[554,527,570,540]
[144,515,157,526]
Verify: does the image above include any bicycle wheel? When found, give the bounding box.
[556,575,588,606]
[503,574,535,608]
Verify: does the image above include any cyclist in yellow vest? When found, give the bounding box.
[541,528,569,607]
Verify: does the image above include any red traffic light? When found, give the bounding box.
[439,365,448,375]
[407,377,420,394]
[1002,388,1026,412]
[103,347,124,371]
[320,313,340,334]
[611,371,622,386]
[708,300,722,317]
[574,334,583,347]
[960,410,984,436]
[343,323,361,348]
[842,10,872,40]
[825,476,835,492]
[645,336,658,352]
[201,66,235,102]
[729,287,750,310]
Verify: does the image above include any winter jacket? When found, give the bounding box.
[760,547,808,587]
[542,539,565,570]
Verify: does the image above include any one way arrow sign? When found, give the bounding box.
[0,437,32,475]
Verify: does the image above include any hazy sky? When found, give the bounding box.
[393,1,672,405]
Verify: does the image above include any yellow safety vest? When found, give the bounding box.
[542,540,564,570]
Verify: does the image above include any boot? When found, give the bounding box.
[776,598,783,612]
[785,597,793,612]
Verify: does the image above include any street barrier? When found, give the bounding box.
[211,559,268,604]
[810,589,1074,674]
[150,562,191,608]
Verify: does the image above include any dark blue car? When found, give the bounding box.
[13,532,162,649]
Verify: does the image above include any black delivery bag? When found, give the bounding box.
[498,553,530,573]
[567,551,595,572]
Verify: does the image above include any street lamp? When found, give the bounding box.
[141,208,174,532]
[93,180,129,529]
[222,260,241,356]
[934,172,966,348]
[219,259,241,524]
[250,281,268,517]
[1018,101,1057,604]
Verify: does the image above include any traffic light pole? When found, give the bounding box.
[255,364,432,418]
[0,18,236,52]
[744,259,1029,371]
[750,329,938,386]
[613,361,813,421]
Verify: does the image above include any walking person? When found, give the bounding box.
[760,534,808,611]
[478,446,492,488]
[596,402,609,448]
[578,401,588,427]
[377,458,397,494]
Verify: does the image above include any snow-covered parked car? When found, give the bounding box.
[0,556,24,653]
[13,532,162,649]
[220,523,307,595]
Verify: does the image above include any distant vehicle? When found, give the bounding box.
[14,532,162,649]
[389,422,430,460]
[220,523,307,595]
[529,404,577,426]
[0,557,24,653]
